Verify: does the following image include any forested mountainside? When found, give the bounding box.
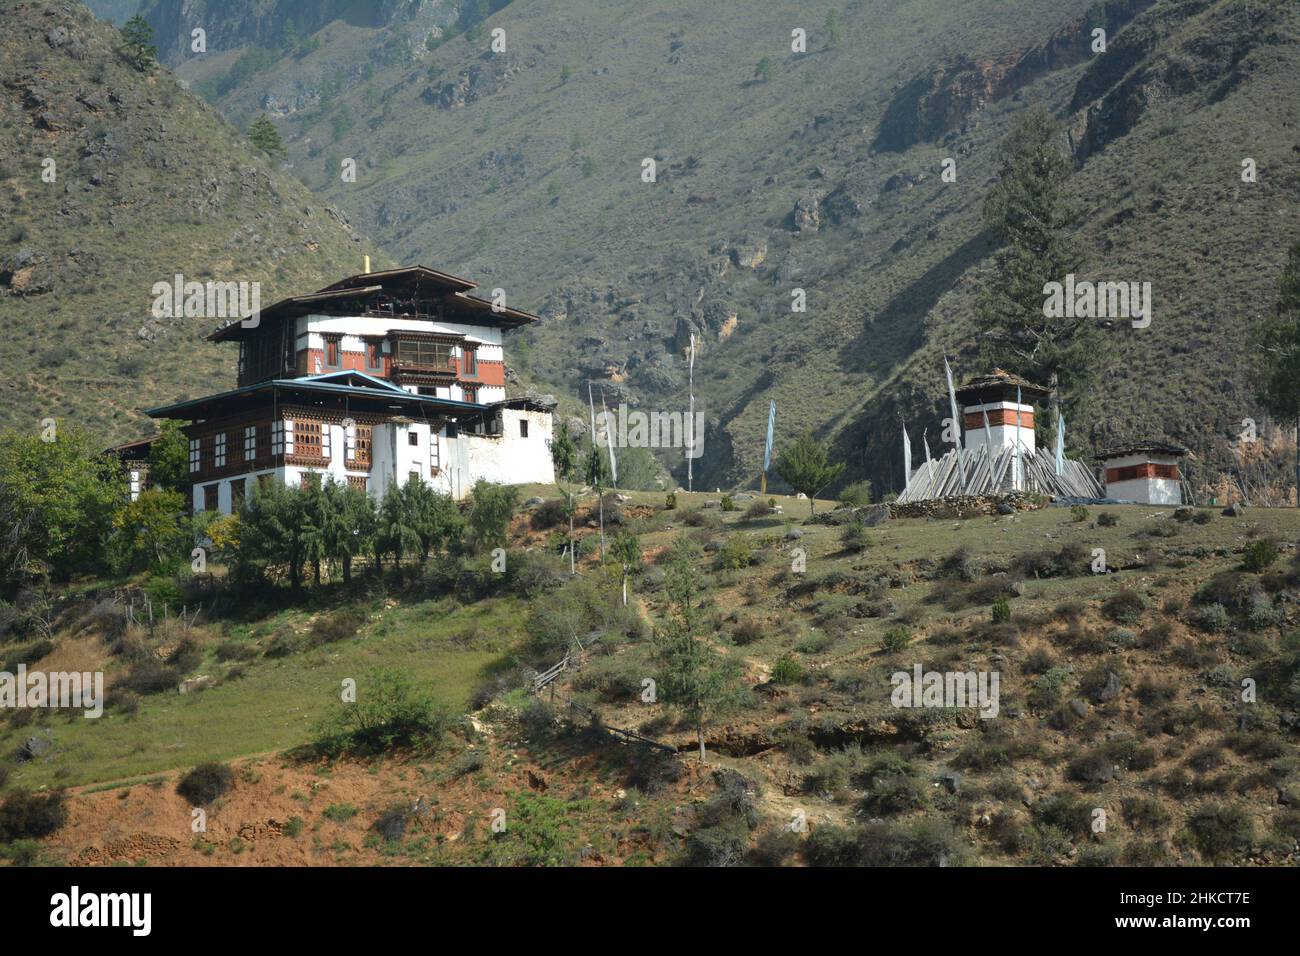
[86,0,1300,493]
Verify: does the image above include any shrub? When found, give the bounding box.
[530,498,569,529]
[1069,504,1089,522]
[1097,512,1120,527]
[1243,538,1278,572]
[720,494,736,512]
[1195,603,1230,633]
[715,536,755,571]
[880,627,911,653]
[371,804,411,843]
[732,618,764,645]
[166,636,203,674]
[263,626,303,658]
[664,492,677,510]
[770,655,806,685]
[1246,594,1284,631]
[743,499,774,520]
[1186,803,1254,860]
[1030,667,1072,708]
[682,820,749,867]
[119,659,181,695]
[1102,589,1147,624]
[939,547,980,582]
[313,668,452,757]
[323,803,358,822]
[0,789,68,841]
[804,823,860,866]
[840,520,872,552]
[1192,510,1213,525]
[991,596,1011,623]
[839,480,873,508]
[176,762,234,805]
[215,641,257,663]
[310,608,367,646]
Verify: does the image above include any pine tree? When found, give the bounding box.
[1252,241,1300,506]
[548,421,579,573]
[823,10,842,50]
[612,532,641,607]
[775,429,845,514]
[654,538,744,764]
[583,444,610,559]
[976,106,1093,445]
[248,115,287,161]
[120,15,157,73]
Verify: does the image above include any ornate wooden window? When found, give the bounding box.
[244,425,257,462]
[408,431,419,447]
[462,346,477,377]
[346,475,368,492]
[346,424,372,469]
[394,338,453,369]
[365,339,383,371]
[429,433,440,476]
[189,438,201,474]
[519,419,529,439]
[324,335,341,369]
[295,420,323,459]
[202,484,218,511]
[214,432,227,469]
[462,385,479,404]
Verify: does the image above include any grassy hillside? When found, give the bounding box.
[145,0,1300,495]
[10,489,1300,866]
[0,0,388,443]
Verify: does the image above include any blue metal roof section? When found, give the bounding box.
[146,375,485,418]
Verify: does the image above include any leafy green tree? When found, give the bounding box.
[468,480,519,551]
[147,420,190,495]
[320,479,376,583]
[583,444,610,559]
[402,478,462,561]
[976,106,1092,440]
[238,479,317,589]
[119,15,157,73]
[754,56,776,83]
[376,483,421,576]
[549,420,579,573]
[775,428,845,515]
[107,488,188,574]
[1252,241,1300,506]
[299,474,328,585]
[654,538,745,763]
[248,115,287,160]
[0,427,120,592]
[612,532,641,607]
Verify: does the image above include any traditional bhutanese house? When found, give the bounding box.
[146,264,555,513]
[1097,440,1188,505]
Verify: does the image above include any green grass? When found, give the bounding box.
[1,595,523,790]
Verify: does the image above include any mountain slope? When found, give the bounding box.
[0,0,388,442]
[116,1,1300,493]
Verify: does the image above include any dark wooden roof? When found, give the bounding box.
[955,368,1050,401]
[1096,440,1188,460]
[206,265,539,342]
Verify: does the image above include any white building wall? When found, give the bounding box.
[961,402,1037,455]
[1102,453,1182,505]
[298,314,504,347]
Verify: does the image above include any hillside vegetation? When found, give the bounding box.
[130,0,1300,493]
[6,483,1300,866]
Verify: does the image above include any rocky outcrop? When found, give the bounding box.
[1070,0,1289,160]
[871,0,1156,152]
